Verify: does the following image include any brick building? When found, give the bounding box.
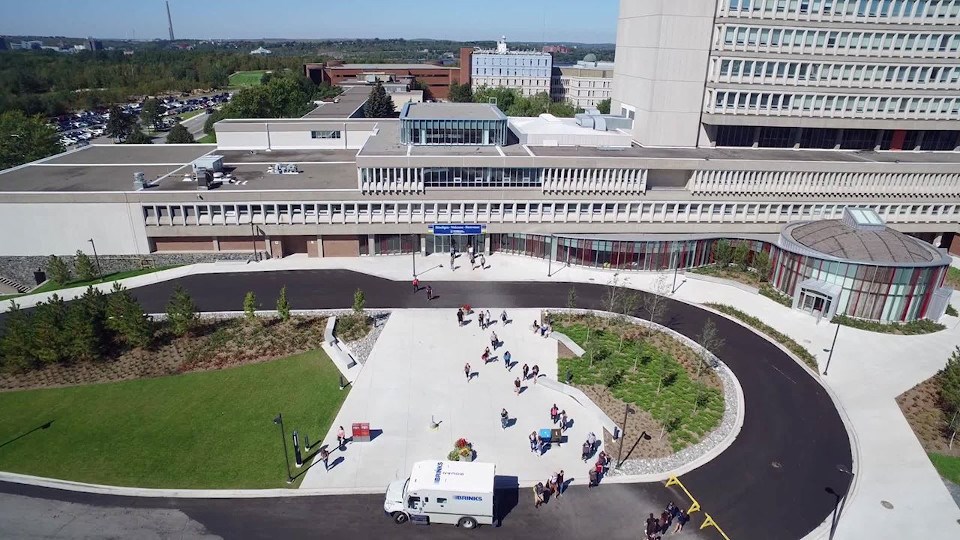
[304,62,467,101]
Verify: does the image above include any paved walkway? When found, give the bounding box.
[300,309,605,490]
[3,252,958,539]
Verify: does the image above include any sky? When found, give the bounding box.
[0,0,620,43]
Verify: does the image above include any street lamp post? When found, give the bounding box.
[615,404,635,468]
[87,238,103,279]
[250,221,259,262]
[273,413,293,484]
[828,464,855,540]
[823,323,841,375]
[412,244,417,278]
[671,247,680,293]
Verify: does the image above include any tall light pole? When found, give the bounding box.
[273,413,293,484]
[823,323,841,375]
[250,221,259,262]
[828,464,855,540]
[87,238,103,279]
[412,240,417,278]
[671,246,680,293]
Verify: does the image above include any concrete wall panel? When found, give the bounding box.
[0,202,149,256]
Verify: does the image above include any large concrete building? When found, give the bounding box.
[468,37,554,97]
[612,0,960,149]
[0,0,957,323]
[304,62,466,101]
[552,56,615,109]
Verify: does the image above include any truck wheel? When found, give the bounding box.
[392,512,408,524]
[458,517,478,529]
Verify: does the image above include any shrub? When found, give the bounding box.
[353,288,365,314]
[605,368,625,388]
[831,314,945,335]
[713,239,733,268]
[759,284,792,307]
[447,450,460,461]
[276,286,290,321]
[947,304,959,317]
[243,291,258,321]
[47,255,71,285]
[166,285,197,336]
[593,346,610,363]
[75,250,96,281]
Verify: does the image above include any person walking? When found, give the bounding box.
[550,404,559,424]
[522,364,530,380]
[673,510,690,533]
[588,467,598,488]
[456,309,464,326]
[336,425,346,451]
[490,331,498,349]
[500,408,509,429]
[529,432,537,453]
[319,447,330,471]
[503,350,512,369]
[464,362,471,382]
[555,470,565,498]
[478,311,484,328]
[485,309,492,325]
[501,309,508,324]
[531,364,540,383]
[482,347,491,363]
[532,320,539,333]
[480,254,486,269]
[645,514,659,539]
[514,377,522,395]
[534,483,544,508]
[535,433,543,456]
[426,284,433,300]
[587,431,597,451]
[449,252,455,270]
[412,277,419,293]
[560,410,568,432]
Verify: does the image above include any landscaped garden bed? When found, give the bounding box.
[897,360,960,485]
[832,314,945,336]
[548,313,724,454]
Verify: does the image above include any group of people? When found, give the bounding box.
[645,502,690,539]
[549,403,569,432]
[412,278,433,301]
[533,470,566,508]
[466,244,487,271]
[521,363,540,383]
[531,319,552,337]
[316,425,349,472]
[478,309,508,329]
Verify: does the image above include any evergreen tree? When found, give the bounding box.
[65,300,101,361]
[140,98,163,131]
[106,282,151,348]
[713,239,734,269]
[243,291,258,321]
[353,288,365,314]
[47,254,71,285]
[124,129,153,144]
[75,250,96,281]
[165,123,196,144]
[32,295,68,364]
[0,301,36,371]
[276,286,290,321]
[753,250,772,282]
[105,105,134,142]
[734,242,751,271]
[166,285,198,336]
[364,81,396,118]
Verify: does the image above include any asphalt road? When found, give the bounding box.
[0,270,852,539]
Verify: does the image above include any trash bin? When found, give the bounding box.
[352,422,371,442]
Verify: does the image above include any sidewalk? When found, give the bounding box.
[6,252,960,539]
[299,308,605,491]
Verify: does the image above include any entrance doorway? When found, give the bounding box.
[425,234,485,255]
[798,289,833,318]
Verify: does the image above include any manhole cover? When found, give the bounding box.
[881,500,894,509]
[771,461,782,469]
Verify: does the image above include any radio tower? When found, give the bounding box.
[166,1,175,41]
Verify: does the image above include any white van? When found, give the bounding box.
[384,460,495,529]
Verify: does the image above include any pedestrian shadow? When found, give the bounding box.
[460,319,473,326]
[485,356,499,364]
[469,372,479,380]
[518,386,528,394]
[505,418,518,428]
[493,475,520,527]
[507,361,517,371]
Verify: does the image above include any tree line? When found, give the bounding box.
[0,49,312,117]
[447,84,580,118]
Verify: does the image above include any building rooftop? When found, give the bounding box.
[400,102,507,121]
[781,219,945,265]
[301,86,369,118]
[330,63,457,71]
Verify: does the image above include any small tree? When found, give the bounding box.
[0,301,36,371]
[140,98,163,131]
[733,242,750,272]
[124,129,153,144]
[596,98,611,114]
[448,82,474,103]
[642,274,671,326]
[106,282,151,348]
[567,286,578,309]
[276,285,290,321]
[75,250,96,281]
[243,291,258,321]
[713,239,733,269]
[65,299,101,361]
[47,254,71,285]
[941,347,960,449]
[353,288,366,314]
[32,295,68,364]
[166,285,197,336]
[363,81,396,118]
[694,318,725,413]
[603,273,626,313]
[105,105,134,142]
[753,250,772,282]
[166,123,196,144]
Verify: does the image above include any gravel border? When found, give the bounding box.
[342,311,390,365]
[544,308,743,477]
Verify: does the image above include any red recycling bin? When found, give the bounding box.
[352,422,371,442]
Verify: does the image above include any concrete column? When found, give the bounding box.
[368,235,375,256]
[420,236,427,255]
[484,235,491,255]
[212,237,220,252]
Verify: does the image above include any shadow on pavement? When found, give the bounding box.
[493,475,519,527]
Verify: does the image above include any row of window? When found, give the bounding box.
[711,58,960,87]
[712,126,960,150]
[398,119,508,146]
[472,69,552,77]
[310,130,342,139]
[141,201,960,227]
[718,25,960,56]
[707,89,960,119]
[473,56,552,67]
[723,0,960,19]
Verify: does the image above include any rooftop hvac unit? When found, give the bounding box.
[133,171,145,190]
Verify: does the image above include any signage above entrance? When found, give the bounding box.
[429,224,485,236]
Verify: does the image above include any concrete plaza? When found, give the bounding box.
[300,308,606,490]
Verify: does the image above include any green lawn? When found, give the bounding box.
[946,267,960,289]
[198,133,216,144]
[17,266,181,299]
[0,350,348,488]
[228,70,268,87]
[179,109,205,121]
[929,452,960,484]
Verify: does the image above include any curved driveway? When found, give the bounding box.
[2,270,852,539]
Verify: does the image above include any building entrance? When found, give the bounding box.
[425,234,485,255]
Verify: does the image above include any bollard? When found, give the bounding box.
[292,430,303,468]
[304,434,311,451]
[339,375,346,390]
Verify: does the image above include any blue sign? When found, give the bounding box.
[430,224,484,236]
